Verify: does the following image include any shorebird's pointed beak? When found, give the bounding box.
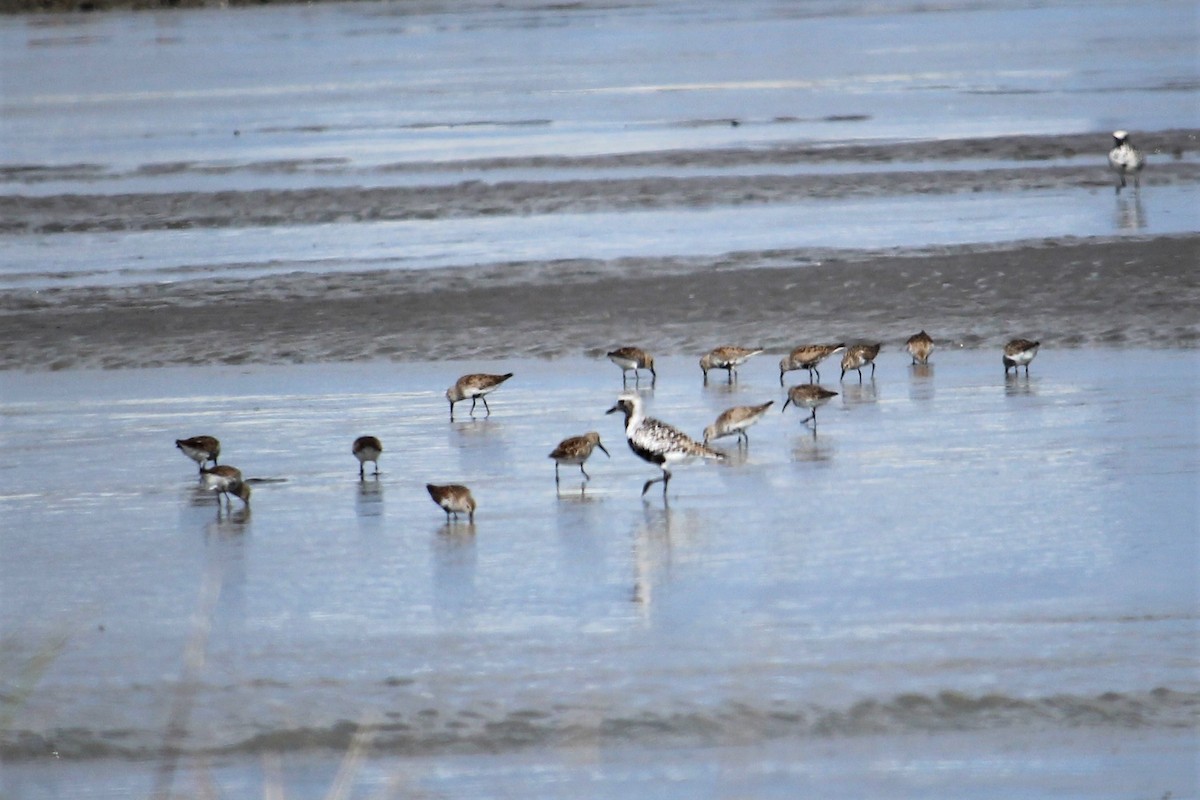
[598,442,611,457]
[781,399,791,412]
[605,405,620,415]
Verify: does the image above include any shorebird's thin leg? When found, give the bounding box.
[858,368,864,384]
[641,470,668,497]
[449,400,456,420]
[359,464,365,479]
[579,464,590,480]
[779,370,786,386]
[727,367,735,384]
[481,396,491,416]
[555,463,561,485]
[469,397,478,415]
[870,362,876,379]
[373,463,379,476]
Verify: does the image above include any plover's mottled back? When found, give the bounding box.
[548,431,610,484]
[606,392,724,497]
[607,346,656,386]
[1003,339,1040,375]
[782,384,839,428]
[840,343,882,382]
[446,372,513,421]
[201,464,251,508]
[426,483,476,523]
[176,435,220,473]
[352,435,383,478]
[1108,131,1145,194]
[779,343,845,385]
[699,345,763,384]
[703,401,774,446]
[905,330,935,365]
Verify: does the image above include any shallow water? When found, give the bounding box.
[1,348,1196,796]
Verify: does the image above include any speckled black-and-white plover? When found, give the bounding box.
[426,483,476,523]
[352,435,383,478]
[840,343,881,382]
[779,344,845,385]
[606,392,724,498]
[446,373,513,421]
[699,345,763,384]
[782,384,838,428]
[905,331,935,365]
[1003,339,1040,375]
[548,432,610,484]
[607,347,656,386]
[176,435,220,473]
[703,401,774,446]
[1108,130,1145,194]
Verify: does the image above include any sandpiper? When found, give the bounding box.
[905,331,935,365]
[779,344,845,385]
[782,384,838,427]
[548,432,610,484]
[607,346,656,386]
[446,372,513,421]
[1108,130,1145,194]
[606,392,724,497]
[352,435,382,478]
[699,345,763,384]
[1003,339,1040,375]
[840,343,882,382]
[703,401,774,446]
[201,465,251,508]
[426,483,476,523]
[176,435,220,473]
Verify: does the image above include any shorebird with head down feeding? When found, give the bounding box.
[779,343,845,385]
[548,432,610,485]
[446,372,513,421]
[1108,130,1145,194]
[906,331,935,365]
[352,435,382,478]
[699,345,763,384]
[426,483,476,523]
[176,435,220,473]
[607,346,656,386]
[703,401,774,447]
[201,465,251,508]
[1003,339,1040,375]
[606,392,724,497]
[782,384,838,428]
[840,343,881,382]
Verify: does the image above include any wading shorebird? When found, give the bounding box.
[446,372,513,421]
[905,330,935,365]
[352,435,383,478]
[1003,339,1040,375]
[840,343,882,382]
[703,401,774,447]
[779,344,845,385]
[548,432,610,485]
[426,483,476,523]
[607,346,656,386]
[1108,130,1145,194]
[606,392,724,498]
[699,345,764,384]
[201,465,251,509]
[176,435,220,473]
[782,384,839,428]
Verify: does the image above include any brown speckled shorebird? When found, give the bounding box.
[176,435,220,473]
[782,384,838,428]
[548,432,610,484]
[840,343,882,382]
[1003,339,1040,375]
[703,401,774,446]
[446,372,513,421]
[905,331,935,365]
[606,392,724,498]
[607,346,656,386]
[779,344,845,385]
[352,435,383,478]
[699,345,764,384]
[426,483,476,523]
[201,465,251,508]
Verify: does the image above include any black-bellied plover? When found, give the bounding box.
[699,345,763,384]
[782,384,838,428]
[1003,339,1040,375]
[548,432,610,484]
[840,343,881,382]
[607,347,656,386]
[905,331,935,365]
[426,483,476,523]
[176,435,220,473]
[703,401,774,446]
[1108,130,1145,194]
[201,465,251,508]
[779,344,845,385]
[606,392,724,497]
[352,435,383,478]
[446,373,513,421]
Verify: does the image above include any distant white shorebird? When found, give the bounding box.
[1003,339,1040,375]
[905,330,935,365]
[703,401,774,446]
[352,435,382,478]
[607,346,656,386]
[446,372,513,421]
[699,345,763,384]
[1107,130,1145,194]
[548,432,610,484]
[606,393,724,497]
